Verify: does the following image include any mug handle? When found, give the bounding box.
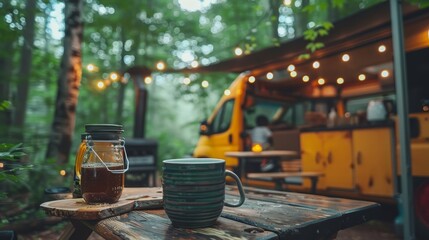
[224,170,245,207]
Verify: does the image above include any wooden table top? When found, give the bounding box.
[225,150,298,158]
[71,187,379,239]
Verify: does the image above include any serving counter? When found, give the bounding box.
[298,122,397,198]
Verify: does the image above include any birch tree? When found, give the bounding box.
[46,0,84,164]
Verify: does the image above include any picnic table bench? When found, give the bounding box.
[225,150,323,193]
[247,171,324,193]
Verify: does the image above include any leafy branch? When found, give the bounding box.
[0,144,31,200]
[299,21,333,60]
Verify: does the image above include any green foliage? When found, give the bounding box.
[0,143,26,160]
[0,143,30,200]
[408,0,429,8]
[0,101,11,111]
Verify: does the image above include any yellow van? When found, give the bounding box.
[193,2,429,236]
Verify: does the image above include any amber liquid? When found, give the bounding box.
[81,163,124,204]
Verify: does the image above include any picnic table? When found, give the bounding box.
[225,150,323,193]
[225,150,298,177]
[41,187,380,240]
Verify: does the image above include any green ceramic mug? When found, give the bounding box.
[162,158,245,228]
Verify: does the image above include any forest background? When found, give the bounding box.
[1,0,428,233]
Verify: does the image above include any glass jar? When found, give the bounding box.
[81,124,129,204]
[72,133,88,198]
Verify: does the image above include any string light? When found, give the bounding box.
[109,72,119,81]
[266,72,273,80]
[183,77,191,85]
[312,61,320,69]
[381,70,389,78]
[0,162,3,168]
[248,76,256,83]
[201,80,209,88]
[337,77,344,84]
[283,0,292,6]
[318,78,325,85]
[234,47,243,56]
[341,54,350,62]
[290,71,297,78]
[358,74,366,81]
[302,75,309,82]
[86,64,97,72]
[191,61,199,68]
[378,45,386,53]
[224,89,231,96]
[156,61,166,71]
[287,64,295,72]
[144,76,153,84]
[60,170,66,176]
[96,80,105,90]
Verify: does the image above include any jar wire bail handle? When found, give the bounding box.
[86,137,129,174]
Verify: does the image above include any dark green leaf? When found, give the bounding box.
[315,42,325,49]
[298,54,311,60]
[318,29,329,36]
[303,29,318,41]
[322,21,334,30]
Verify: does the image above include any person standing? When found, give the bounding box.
[249,115,274,172]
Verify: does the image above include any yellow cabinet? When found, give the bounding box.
[301,131,354,190]
[301,132,326,190]
[352,128,394,197]
[323,131,354,189]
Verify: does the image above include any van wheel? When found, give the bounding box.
[415,180,429,238]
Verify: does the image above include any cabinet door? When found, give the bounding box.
[353,128,394,197]
[300,132,325,189]
[323,131,354,189]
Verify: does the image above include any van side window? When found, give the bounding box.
[211,100,235,134]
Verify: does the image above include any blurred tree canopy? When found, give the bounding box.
[3,0,429,174]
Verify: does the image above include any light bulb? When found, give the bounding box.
[248,76,256,83]
[313,61,320,69]
[302,75,309,82]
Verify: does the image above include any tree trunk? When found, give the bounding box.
[46,0,84,165]
[327,0,339,22]
[0,3,19,140]
[116,27,127,123]
[0,36,14,134]
[269,0,281,40]
[13,0,37,137]
[294,0,309,37]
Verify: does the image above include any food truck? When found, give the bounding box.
[192,2,429,236]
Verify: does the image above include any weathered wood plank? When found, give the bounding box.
[40,198,135,220]
[41,187,163,220]
[226,186,380,230]
[221,195,342,239]
[89,209,278,240]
